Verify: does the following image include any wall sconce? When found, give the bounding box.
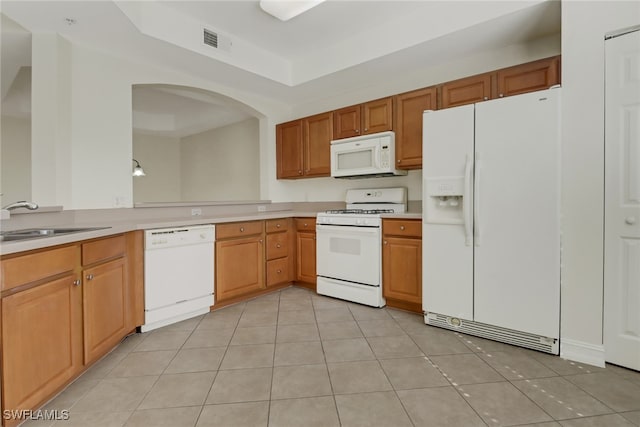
[132,159,146,177]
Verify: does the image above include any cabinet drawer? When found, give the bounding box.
[294,218,316,232]
[266,218,290,233]
[2,245,78,291]
[216,221,264,239]
[383,219,421,238]
[267,257,291,287]
[82,235,126,266]
[266,232,289,260]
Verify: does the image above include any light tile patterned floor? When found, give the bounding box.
[24,286,640,427]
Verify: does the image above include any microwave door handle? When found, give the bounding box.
[373,145,381,169]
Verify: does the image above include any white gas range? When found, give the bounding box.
[316,187,407,307]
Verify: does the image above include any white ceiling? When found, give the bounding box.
[1,0,560,135]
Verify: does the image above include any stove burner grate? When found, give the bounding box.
[324,209,395,215]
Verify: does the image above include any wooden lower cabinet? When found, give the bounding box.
[382,219,422,313]
[1,273,83,425]
[295,218,316,288]
[265,219,293,287]
[0,233,141,425]
[82,257,128,364]
[216,234,264,301]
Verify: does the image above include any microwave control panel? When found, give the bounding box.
[380,144,390,168]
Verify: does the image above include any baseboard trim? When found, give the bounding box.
[560,338,606,368]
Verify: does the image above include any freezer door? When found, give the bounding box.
[422,105,475,320]
[473,89,560,339]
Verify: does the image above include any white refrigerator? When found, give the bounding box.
[422,88,561,354]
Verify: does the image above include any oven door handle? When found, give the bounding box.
[316,224,380,234]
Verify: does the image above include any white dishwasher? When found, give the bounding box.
[142,225,215,332]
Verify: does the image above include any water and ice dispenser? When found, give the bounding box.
[424,177,465,224]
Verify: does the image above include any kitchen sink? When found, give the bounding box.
[0,227,111,242]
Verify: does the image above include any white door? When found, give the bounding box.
[422,105,475,320]
[473,89,561,339]
[604,28,640,371]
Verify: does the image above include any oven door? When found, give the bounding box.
[316,224,381,286]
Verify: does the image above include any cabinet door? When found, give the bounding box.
[382,236,422,305]
[216,236,264,302]
[276,120,304,179]
[303,112,332,177]
[395,87,437,169]
[496,56,560,98]
[2,274,82,415]
[333,105,361,139]
[83,257,128,364]
[441,73,492,108]
[296,231,317,285]
[363,97,393,134]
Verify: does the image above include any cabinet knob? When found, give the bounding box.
[483,96,488,101]
[499,94,504,98]
[355,129,360,133]
[304,223,308,227]
[397,159,401,163]
[384,240,388,245]
[400,225,405,231]
[259,239,263,243]
[240,227,245,232]
[73,279,81,286]
[277,269,282,274]
[86,274,94,281]
[276,243,281,248]
[364,128,368,131]
[298,170,302,174]
[276,223,281,228]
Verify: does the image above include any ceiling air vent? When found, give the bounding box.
[203,28,231,52]
[203,29,218,48]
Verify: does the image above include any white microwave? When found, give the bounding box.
[330,131,408,178]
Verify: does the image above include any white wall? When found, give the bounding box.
[0,115,31,203]
[34,41,288,209]
[132,133,181,203]
[31,33,72,207]
[559,1,640,366]
[181,118,260,202]
[264,35,561,203]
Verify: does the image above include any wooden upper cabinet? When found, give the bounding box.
[276,113,332,180]
[441,73,493,109]
[395,87,437,169]
[362,97,393,135]
[333,105,361,139]
[303,112,332,177]
[333,97,393,140]
[496,56,560,98]
[276,120,304,179]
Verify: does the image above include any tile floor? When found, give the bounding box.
[25,286,640,427]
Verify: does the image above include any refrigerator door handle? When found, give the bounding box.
[463,154,473,246]
[474,152,481,246]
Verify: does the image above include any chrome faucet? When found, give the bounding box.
[2,201,39,211]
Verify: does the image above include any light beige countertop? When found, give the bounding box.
[1,206,422,256]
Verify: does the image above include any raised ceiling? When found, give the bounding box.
[2,0,560,107]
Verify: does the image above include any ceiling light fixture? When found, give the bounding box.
[132,159,146,177]
[259,0,325,21]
